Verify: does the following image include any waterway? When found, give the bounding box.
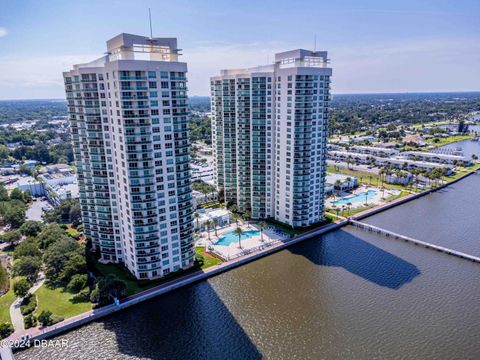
[18,181,480,359]
[437,138,480,158]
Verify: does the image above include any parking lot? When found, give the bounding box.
[26,198,51,222]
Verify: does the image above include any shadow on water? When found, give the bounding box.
[100,281,261,360]
[288,229,421,289]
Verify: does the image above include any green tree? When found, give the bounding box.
[0,185,9,201]
[43,199,81,226]
[43,237,80,283]
[66,274,88,293]
[204,220,213,241]
[233,227,244,249]
[10,188,24,202]
[90,274,127,305]
[58,253,87,284]
[0,323,13,339]
[19,220,44,237]
[36,223,68,250]
[194,212,201,232]
[38,310,53,327]
[0,229,22,246]
[24,314,37,329]
[23,190,33,203]
[0,144,9,160]
[259,222,267,242]
[2,205,26,228]
[14,256,42,283]
[13,238,41,259]
[242,211,251,228]
[13,278,31,298]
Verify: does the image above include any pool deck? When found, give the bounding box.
[327,186,400,209]
[205,223,286,260]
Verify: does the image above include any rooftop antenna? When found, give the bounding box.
[148,8,153,39]
[314,34,317,52]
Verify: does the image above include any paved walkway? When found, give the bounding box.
[9,273,45,333]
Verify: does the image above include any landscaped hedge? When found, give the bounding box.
[24,314,37,329]
[20,293,37,315]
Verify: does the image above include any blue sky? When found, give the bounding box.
[0,0,479,99]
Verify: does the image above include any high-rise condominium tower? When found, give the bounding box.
[63,34,194,280]
[211,49,331,228]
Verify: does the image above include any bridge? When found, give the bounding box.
[349,220,480,264]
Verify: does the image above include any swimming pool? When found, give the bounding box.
[215,230,260,246]
[332,190,377,205]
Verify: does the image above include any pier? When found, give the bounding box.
[350,220,480,264]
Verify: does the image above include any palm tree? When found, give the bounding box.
[213,218,219,237]
[201,187,209,202]
[194,212,201,232]
[205,220,213,241]
[228,204,238,214]
[346,202,352,217]
[233,227,244,249]
[365,192,369,206]
[259,222,267,242]
[232,213,241,226]
[242,211,251,228]
[341,204,345,217]
[334,180,342,194]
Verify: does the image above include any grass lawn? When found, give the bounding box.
[92,256,220,297]
[66,226,79,238]
[327,165,408,191]
[426,134,474,147]
[0,279,15,325]
[410,121,451,129]
[34,284,93,320]
[93,262,147,296]
[195,247,222,270]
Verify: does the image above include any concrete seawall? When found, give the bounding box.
[8,220,348,349]
[353,169,477,221]
[7,168,478,349]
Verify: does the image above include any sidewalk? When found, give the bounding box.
[9,273,45,333]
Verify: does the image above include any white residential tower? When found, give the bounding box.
[211,49,332,228]
[63,34,194,280]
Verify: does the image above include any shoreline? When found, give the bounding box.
[3,167,478,351]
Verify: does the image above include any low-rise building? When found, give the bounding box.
[194,208,231,231]
[328,150,453,174]
[325,173,358,195]
[385,172,413,184]
[39,171,76,187]
[17,176,45,196]
[350,145,399,158]
[46,182,79,205]
[399,151,471,166]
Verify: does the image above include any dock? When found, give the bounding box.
[350,220,480,264]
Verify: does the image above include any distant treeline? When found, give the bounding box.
[2,92,480,140]
[0,100,67,124]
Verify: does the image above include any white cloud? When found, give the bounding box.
[0,27,7,38]
[0,36,479,99]
[0,54,99,99]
